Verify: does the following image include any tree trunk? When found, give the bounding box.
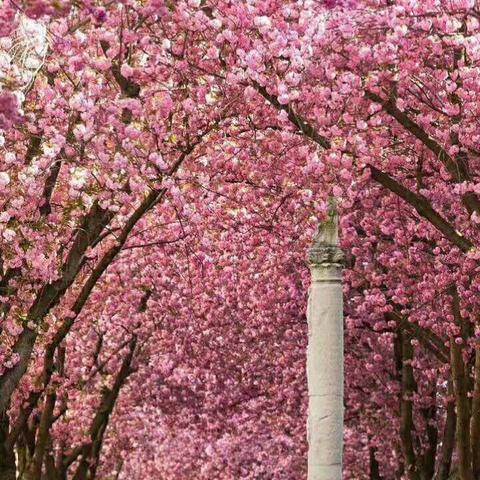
[399,332,421,480]
[450,337,473,480]
[25,391,56,480]
[437,388,456,480]
[369,446,382,480]
[420,402,437,480]
[470,347,480,477]
[0,412,16,480]
[449,286,474,480]
[71,337,137,480]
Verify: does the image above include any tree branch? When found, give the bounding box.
[365,89,480,216]
[254,85,474,252]
[0,201,114,414]
[369,165,473,253]
[70,336,137,480]
[386,311,449,364]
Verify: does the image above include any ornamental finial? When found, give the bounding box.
[308,197,344,267]
[313,197,338,247]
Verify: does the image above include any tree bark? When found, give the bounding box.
[437,387,456,480]
[71,337,137,480]
[0,412,16,480]
[399,331,421,480]
[369,445,382,480]
[449,286,474,480]
[470,347,480,477]
[420,402,437,480]
[450,340,473,480]
[25,391,56,480]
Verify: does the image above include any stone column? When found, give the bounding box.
[307,202,345,480]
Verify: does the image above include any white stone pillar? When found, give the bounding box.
[307,203,344,480]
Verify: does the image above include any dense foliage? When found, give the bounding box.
[2,0,480,479]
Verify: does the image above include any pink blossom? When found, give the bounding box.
[0,4,16,38]
[121,64,134,78]
[0,171,10,188]
[0,92,21,130]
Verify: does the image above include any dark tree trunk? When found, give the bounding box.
[399,332,421,480]
[0,412,16,480]
[421,402,438,480]
[369,446,382,480]
[437,391,456,480]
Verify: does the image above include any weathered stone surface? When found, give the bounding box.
[307,202,344,480]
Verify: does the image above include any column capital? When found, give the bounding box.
[308,245,345,269]
[308,199,345,268]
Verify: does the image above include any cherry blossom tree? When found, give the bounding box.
[240,1,480,479]
[0,1,316,478]
[3,0,480,480]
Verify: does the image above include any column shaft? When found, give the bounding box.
[307,267,343,480]
[307,203,344,480]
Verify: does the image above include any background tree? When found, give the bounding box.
[4,0,480,479]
